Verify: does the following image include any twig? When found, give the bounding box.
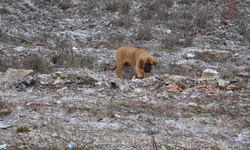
[152,135,158,150]
[9,34,44,45]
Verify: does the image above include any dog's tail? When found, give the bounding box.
[112,63,117,70]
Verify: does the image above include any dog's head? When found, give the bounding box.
[139,57,157,73]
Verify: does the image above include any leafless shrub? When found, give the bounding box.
[162,35,193,49]
[156,7,170,21]
[182,9,194,20]
[109,35,124,47]
[195,9,211,29]
[33,0,62,9]
[141,0,173,21]
[220,3,238,20]
[105,0,119,12]
[58,2,72,10]
[161,0,174,8]
[120,0,131,14]
[141,9,154,21]
[0,98,7,109]
[151,0,174,9]
[177,0,195,5]
[23,53,52,73]
[238,17,250,42]
[79,54,97,70]
[0,59,10,72]
[0,7,11,14]
[114,16,133,29]
[137,24,152,41]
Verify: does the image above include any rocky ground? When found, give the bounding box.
[0,0,250,149]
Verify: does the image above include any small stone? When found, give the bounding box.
[67,104,76,113]
[0,144,7,149]
[51,133,58,137]
[188,102,198,107]
[15,106,23,111]
[217,79,229,87]
[186,53,195,58]
[160,145,167,150]
[134,88,142,93]
[53,76,63,85]
[236,72,250,77]
[166,29,171,34]
[202,69,219,78]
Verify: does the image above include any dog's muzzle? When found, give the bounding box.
[144,68,151,73]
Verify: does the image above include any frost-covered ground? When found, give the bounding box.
[0,68,250,149]
[0,0,250,149]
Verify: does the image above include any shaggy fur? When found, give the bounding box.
[113,46,157,79]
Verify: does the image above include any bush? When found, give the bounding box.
[137,24,152,41]
[195,10,211,29]
[120,0,131,14]
[23,54,51,73]
[162,35,193,49]
[140,0,173,21]
[115,16,133,29]
[105,0,119,12]
[16,127,30,133]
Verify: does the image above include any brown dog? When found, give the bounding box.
[113,46,157,79]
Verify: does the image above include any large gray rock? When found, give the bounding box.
[0,68,35,85]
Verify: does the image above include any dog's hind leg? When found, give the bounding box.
[116,63,124,79]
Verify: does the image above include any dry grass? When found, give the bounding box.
[115,16,133,29]
[105,0,131,14]
[23,53,52,73]
[137,23,152,41]
[120,0,131,14]
[105,0,119,12]
[238,15,250,42]
[195,9,211,29]
[0,98,7,109]
[141,0,173,21]
[220,3,238,20]
[177,0,195,5]
[161,35,193,49]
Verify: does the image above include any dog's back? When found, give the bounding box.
[116,46,139,66]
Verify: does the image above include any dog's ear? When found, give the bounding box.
[153,59,157,67]
[139,58,144,67]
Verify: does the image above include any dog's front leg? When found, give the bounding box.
[135,65,143,79]
[144,72,148,78]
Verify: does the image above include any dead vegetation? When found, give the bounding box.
[0,1,250,149]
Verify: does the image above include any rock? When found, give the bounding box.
[134,88,142,93]
[51,133,58,137]
[53,76,63,85]
[202,69,219,78]
[0,144,7,149]
[0,68,35,85]
[166,29,171,34]
[217,79,230,87]
[15,106,23,111]
[236,72,250,77]
[67,104,76,113]
[186,53,195,59]
[160,145,167,150]
[188,102,198,107]
[184,47,232,60]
